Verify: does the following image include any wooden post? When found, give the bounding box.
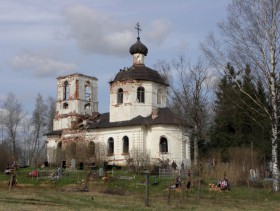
[167,185,171,205]
[9,174,13,191]
[144,171,150,207]
[9,168,16,191]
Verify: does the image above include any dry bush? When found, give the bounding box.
[0,144,12,170]
[199,147,266,186]
[125,147,151,174]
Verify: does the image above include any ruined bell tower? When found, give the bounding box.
[53,73,98,130]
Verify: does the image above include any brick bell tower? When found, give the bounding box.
[53,73,98,130]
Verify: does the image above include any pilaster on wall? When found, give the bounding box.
[182,137,186,159]
[116,134,120,155]
[99,137,106,161]
[131,132,136,150]
[135,129,141,150]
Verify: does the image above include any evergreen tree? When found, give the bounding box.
[210,64,270,162]
[210,64,240,151]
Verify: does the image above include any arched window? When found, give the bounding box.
[137,86,145,103]
[117,88,123,104]
[123,136,129,154]
[63,102,69,109]
[89,141,95,156]
[70,142,76,157]
[107,137,114,155]
[85,81,90,101]
[159,137,168,153]
[63,81,69,100]
[157,89,163,105]
[84,103,90,110]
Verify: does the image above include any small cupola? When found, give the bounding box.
[129,23,148,66]
[129,37,148,56]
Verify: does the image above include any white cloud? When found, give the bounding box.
[11,52,77,78]
[62,5,133,56]
[62,4,171,56]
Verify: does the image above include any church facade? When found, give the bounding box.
[46,33,191,168]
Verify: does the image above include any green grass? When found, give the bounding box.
[0,168,280,210]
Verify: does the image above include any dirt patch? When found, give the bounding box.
[15,184,34,187]
[100,188,126,195]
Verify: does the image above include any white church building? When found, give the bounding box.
[46,30,191,168]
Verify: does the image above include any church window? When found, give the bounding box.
[107,138,114,155]
[70,142,76,157]
[89,141,95,156]
[117,88,123,104]
[57,142,62,149]
[123,136,129,154]
[63,81,69,100]
[63,102,69,109]
[84,103,90,110]
[159,137,168,153]
[157,89,163,105]
[85,81,90,101]
[137,86,145,103]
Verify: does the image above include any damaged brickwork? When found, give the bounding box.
[48,129,105,167]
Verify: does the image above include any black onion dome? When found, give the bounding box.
[129,37,148,56]
[111,65,168,86]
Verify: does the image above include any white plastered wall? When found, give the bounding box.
[48,123,191,166]
[46,137,61,163]
[110,80,168,122]
[146,125,191,164]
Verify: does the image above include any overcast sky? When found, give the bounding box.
[0,0,230,114]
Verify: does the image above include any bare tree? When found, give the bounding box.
[127,147,151,174]
[187,60,212,166]
[46,96,56,132]
[21,116,33,165]
[29,94,48,166]
[201,0,280,191]
[0,93,23,160]
[155,56,212,165]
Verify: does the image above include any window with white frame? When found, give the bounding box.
[117,88,123,104]
[63,81,69,100]
[123,136,129,154]
[157,89,163,105]
[137,86,145,103]
[85,81,91,101]
[159,137,168,153]
[107,137,114,155]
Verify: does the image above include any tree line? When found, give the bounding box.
[155,0,280,191]
[0,93,55,170]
